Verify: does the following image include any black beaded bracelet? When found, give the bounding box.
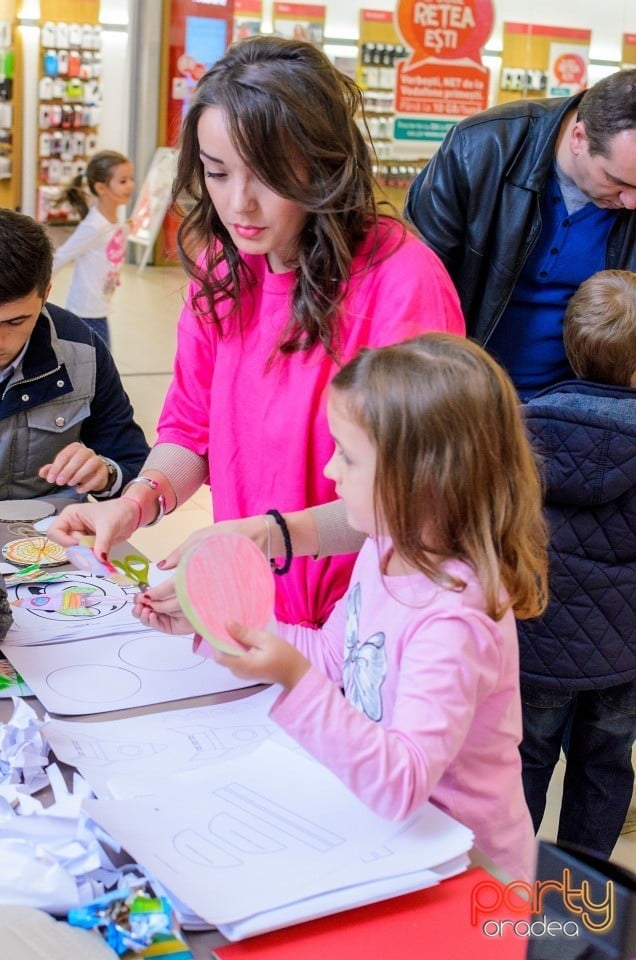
[266,509,293,575]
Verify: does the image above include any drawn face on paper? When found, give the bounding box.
[12,579,128,621]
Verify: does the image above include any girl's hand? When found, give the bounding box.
[47,498,141,558]
[39,441,111,494]
[130,573,182,618]
[214,621,311,690]
[132,592,194,635]
[131,516,276,633]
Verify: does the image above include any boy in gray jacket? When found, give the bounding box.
[0,209,149,501]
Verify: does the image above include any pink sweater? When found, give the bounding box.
[156,220,464,626]
[273,539,536,883]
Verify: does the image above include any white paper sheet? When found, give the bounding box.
[0,698,50,797]
[1,571,259,714]
[2,632,258,715]
[217,855,470,941]
[3,571,156,646]
[83,739,473,937]
[45,686,285,796]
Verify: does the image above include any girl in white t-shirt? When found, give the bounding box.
[52,150,135,349]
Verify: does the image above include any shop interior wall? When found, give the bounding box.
[20,0,130,216]
[321,0,633,59]
[19,0,634,215]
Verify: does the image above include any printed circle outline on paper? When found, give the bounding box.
[46,664,142,702]
[119,633,205,671]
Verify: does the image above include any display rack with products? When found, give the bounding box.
[356,10,401,162]
[36,0,101,225]
[0,0,20,210]
[356,9,425,205]
[233,0,262,42]
[498,22,591,104]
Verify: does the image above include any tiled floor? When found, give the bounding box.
[50,260,636,875]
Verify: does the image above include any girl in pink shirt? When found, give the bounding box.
[202,334,548,882]
[49,36,463,627]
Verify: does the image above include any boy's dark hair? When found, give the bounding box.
[577,68,636,156]
[0,209,53,303]
[564,270,636,386]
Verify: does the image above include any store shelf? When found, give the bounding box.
[36,13,102,224]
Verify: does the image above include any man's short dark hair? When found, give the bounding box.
[0,209,53,304]
[578,68,636,156]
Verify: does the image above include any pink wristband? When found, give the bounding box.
[120,495,143,530]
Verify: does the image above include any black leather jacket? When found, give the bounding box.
[405,94,636,345]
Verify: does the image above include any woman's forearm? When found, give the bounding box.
[142,443,209,513]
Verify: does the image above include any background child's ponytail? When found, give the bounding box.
[56,172,90,220]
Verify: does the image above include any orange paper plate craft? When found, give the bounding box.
[2,537,67,567]
[176,534,275,657]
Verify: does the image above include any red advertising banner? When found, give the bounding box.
[393,0,493,149]
[272,2,326,45]
[395,59,489,116]
[159,0,233,262]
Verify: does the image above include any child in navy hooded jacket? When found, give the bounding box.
[519,270,636,858]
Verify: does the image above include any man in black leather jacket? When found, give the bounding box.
[406,69,636,398]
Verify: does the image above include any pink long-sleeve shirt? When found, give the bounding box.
[272,539,536,883]
[156,220,464,626]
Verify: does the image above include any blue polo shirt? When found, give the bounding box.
[487,165,615,399]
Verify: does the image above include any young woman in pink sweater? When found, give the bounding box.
[49,37,463,627]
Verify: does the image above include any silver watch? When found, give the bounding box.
[98,456,119,493]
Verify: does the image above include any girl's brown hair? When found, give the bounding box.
[59,150,130,220]
[331,334,548,620]
[172,35,398,358]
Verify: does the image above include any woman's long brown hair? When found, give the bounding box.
[172,35,402,359]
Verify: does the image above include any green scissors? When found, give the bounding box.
[110,554,151,591]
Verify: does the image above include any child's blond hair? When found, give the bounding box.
[564,270,636,386]
[331,333,548,620]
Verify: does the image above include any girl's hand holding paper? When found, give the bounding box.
[216,620,311,690]
[175,533,276,656]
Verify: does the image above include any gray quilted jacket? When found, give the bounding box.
[518,380,636,689]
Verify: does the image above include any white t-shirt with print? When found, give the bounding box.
[53,207,128,319]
